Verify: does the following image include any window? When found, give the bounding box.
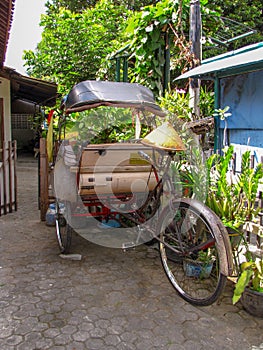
[11,114,33,129]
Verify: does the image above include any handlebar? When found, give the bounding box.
[138,150,153,164]
[138,149,172,173]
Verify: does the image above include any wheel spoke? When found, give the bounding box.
[159,199,227,306]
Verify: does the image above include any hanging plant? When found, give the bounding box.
[123,0,191,95]
[100,0,221,96]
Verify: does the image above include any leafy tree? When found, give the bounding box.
[24,0,263,98]
[47,0,160,12]
[205,0,263,51]
[99,0,221,94]
[24,0,130,94]
[46,0,97,12]
[102,0,263,94]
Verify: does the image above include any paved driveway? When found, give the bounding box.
[0,157,263,350]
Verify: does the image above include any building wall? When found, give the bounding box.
[220,70,263,148]
[0,77,16,215]
[12,114,35,151]
[11,100,42,152]
[0,77,11,141]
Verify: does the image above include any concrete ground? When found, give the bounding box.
[0,155,263,350]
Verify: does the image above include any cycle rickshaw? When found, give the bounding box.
[53,80,233,306]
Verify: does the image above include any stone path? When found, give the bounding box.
[0,156,263,349]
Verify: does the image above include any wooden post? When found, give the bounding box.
[8,141,12,213]
[0,173,1,216]
[2,142,7,214]
[115,57,121,82]
[39,138,49,221]
[163,31,170,93]
[13,140,17,212]
[189,0,201,119]
[123,56,128,82]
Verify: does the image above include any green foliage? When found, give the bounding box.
[24,0,263,108]
[174,145,208,203]
[100,0,220,95]
[123,0,179,93]
[206,145,263,230]
[206,144,263,305]
[237,151,263,220]
[158,86,214,122]
[159,88,192,121]
[197,248,215,264]
[213,106,231,121]
[23,0,130,95]
[206,0,263,51]
[233,258,263,304]
[198,86,215,118]
[63,106,151,143]
[91,123,150,143]
[46,0,97,12]
[47,0,160,12]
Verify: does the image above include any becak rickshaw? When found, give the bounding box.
[53,80,233,306]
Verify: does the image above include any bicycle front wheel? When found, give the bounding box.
[55,201,72,254]
[158,199,227,306]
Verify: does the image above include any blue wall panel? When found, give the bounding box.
[229,129,263,148]
[220,71,263,129]
[219,70,263,148]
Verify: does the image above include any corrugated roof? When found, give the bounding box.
[10,71,58,107]
[0,0,15,67]
[176,42,263,80]
[0,2,58,107]
[1,67,58,107]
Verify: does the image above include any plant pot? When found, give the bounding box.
[241,288,263,318]
[183,259,213,279]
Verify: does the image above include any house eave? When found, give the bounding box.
[0,0,16,67]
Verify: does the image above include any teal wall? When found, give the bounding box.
[219,70,263,148]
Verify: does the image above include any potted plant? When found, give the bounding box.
[183,248,216,279]
[205,144,263,280]
[206,145,263,231]
[232,246,263,317]
[206,145,263,251]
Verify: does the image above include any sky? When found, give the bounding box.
[5,0,46,75]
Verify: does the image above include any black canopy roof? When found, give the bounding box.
[63,80,165,116]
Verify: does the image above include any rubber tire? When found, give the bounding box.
[55,201,72,254]
[158,198,227,306]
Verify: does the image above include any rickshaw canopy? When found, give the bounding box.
[62,80,165,117]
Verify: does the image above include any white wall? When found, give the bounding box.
[0,77,12,141]
[0,77,16,215]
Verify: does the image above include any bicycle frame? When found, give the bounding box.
[54,80,233,306]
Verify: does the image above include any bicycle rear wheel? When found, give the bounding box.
[55,201,72,254]
[158,199,227,306]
